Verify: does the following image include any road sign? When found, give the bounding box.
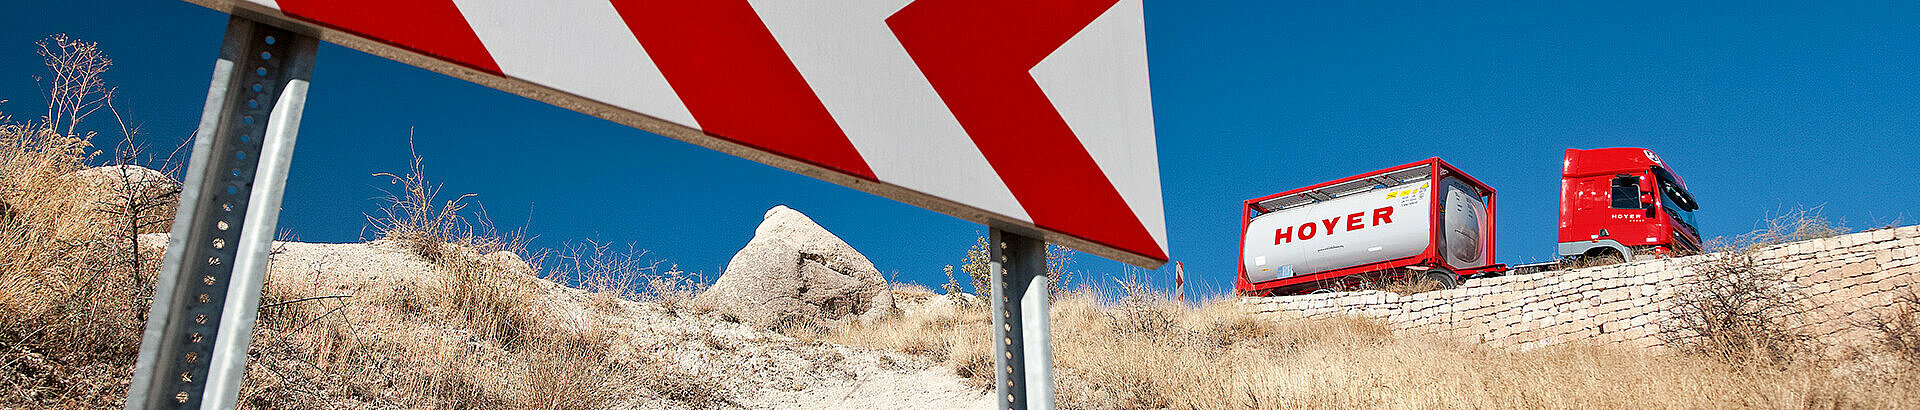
[137,2,1165,408]
[183,0,1168,267]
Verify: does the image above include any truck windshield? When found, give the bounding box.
[1652,167,1698,236]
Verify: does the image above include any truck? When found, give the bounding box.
[1556,147,1702,262]
[1235,148,1700,296]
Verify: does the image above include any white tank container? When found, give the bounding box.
[1242,177,1489,284]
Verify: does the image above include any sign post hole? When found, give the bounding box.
[989,229,1055,409]
[126,15,313,410]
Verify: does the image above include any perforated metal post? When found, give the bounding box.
[990,229,1055,409]
[127,16,314,410]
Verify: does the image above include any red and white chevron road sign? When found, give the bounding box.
[186,0,1167,267]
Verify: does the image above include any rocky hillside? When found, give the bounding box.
[189,235,991,409]
[117,204,994,409]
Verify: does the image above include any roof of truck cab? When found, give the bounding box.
[1563,147,1689,187]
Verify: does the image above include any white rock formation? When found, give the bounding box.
[697,205,896,327]
[60,165,180,234]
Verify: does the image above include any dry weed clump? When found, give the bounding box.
[550,239,652,307]
[1712,205,1853,252]
[368,135,482,264]
[1102,277,1184,339]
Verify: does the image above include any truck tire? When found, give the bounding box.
[1424,270,1460,290]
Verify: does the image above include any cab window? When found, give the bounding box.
[1609,175,1643,209]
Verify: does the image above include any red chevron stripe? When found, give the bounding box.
[888,0,1164,261]
[608,0,876,180]
[275,0,501,74]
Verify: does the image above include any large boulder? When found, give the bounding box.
[697,205,896,326]
[60,165,180,234]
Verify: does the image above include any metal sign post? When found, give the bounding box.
[1175,261,1185,304]
[126,15,314,410]
[989,229,1055,409]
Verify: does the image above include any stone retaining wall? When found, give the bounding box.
[1241,225,1920,351]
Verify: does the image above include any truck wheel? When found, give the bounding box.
[1424,270,1459,290]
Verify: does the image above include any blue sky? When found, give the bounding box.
[3,1,1917,299]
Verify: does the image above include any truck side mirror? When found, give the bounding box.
[1642,191,1657,217]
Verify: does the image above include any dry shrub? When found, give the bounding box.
[1712,205,1852,252]
[891,282,938,300]
[440,248,542,348]
[1663,207,1851,367]
[1856,287,1920,369]
[1661,247,1812,367]
[939,265,967,297]
[950,236,1076,300]
[1103,277,1183,339]
[953,236,993,297]
[645,268,709,316]
[548,239,653,307]
[36,34,115,139]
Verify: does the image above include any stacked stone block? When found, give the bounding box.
[1241,225,1920,351]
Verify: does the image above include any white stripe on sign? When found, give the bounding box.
[242,0,279,9]
[1031,0,1166,251]
[450,0,701,130]
[747,0,1032,222]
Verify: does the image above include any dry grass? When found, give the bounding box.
[0,118,735,408]
[819,277,1920,409]
[544,239,712,316]
[0,34,169,408]
[1560,253,1627,269]
[1364,272,1452,296]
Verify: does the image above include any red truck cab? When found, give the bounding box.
[1557,148,1702,261]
